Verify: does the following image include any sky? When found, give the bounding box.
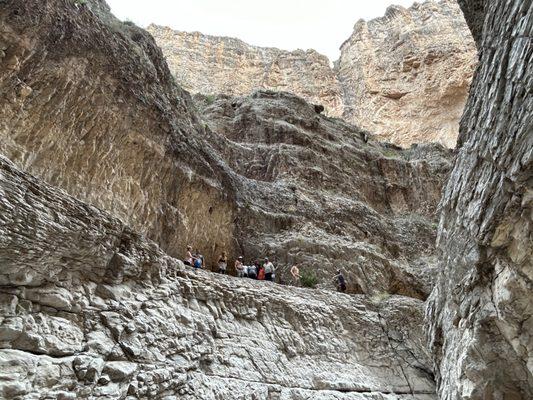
[106,0,418,61]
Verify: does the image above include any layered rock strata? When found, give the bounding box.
[148,25,344,118]
[0,0,236,264]
[426,0,533,398]
[149,0,477,148]
[200,91,452,298]
[336,0,477,147]
[0,0,452,295]
[0,155,436,399]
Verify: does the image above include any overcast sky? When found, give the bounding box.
[106,0,418,61]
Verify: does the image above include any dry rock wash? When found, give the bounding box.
[0,0,531,399]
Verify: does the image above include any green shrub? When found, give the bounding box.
[205,94,216,105]
[382,149,399,158]
[371,291,390,304]
[300,269,318,288]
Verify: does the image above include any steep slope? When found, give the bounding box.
[0,0,452,296]
[0,155,436,399]
[426,0,533,398]
[150,0,476,148]
[200,91,452,297]
[336,0,476,147]
[148,25,344,118]
[0,0,236,263]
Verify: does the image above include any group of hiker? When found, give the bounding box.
[233,256,276,281]
[183,246,347,292]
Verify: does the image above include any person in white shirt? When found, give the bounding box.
[290,264,301,286]
[235,256,245,277]
[264,258,275,282]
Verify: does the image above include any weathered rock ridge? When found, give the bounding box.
[337,0,477,148]
[0,0,236,265]
[0,155,436,398]
[426,0,533,398]
[149,0,477,148]
[148,25,344,118]
[0,0,452,295]
[200,91,452,298]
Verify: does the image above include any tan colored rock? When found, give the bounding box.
[0,0,236,265]
[150,0,477,148]
[0,154,436,398]
[426,0,533,398]
[336,0,477,148]
[148,25,344,117]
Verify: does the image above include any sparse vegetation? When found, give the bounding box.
[371,291,391,304]
[124,19,137,27]
[382,149,399,158]
[300,269,319,288]
[205,94,216,105]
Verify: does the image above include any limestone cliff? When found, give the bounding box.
[200,91,452,298]
[426,0,533,398]
[148,25,344,118]
[0,155,437,398]
[0,0,452,295]
[336,0,477,148]
[149,0,477,148]
[0,0,236,265]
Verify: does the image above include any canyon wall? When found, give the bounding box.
[0,0,237,264]
[149,0,477,148]
[200,91,452,298]
[0,0,452,292]
[336,0,477,147]
[0,154,436,399]
[0,0,531,398]
[148,25,344,118]
[426,0,533,398]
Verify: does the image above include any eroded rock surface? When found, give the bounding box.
[0,0,236,264]
[0,0,452,295]
[0,155,436,399]
[201,91,452,297]
[148,25,344,118]
[426,0,533,398]
[336,0,476,148]
[150,0,477,148]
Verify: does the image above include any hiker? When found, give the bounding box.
[193,251,203,269]
[257,264,265,280]
[235,256,245,277]
[290,264,301,286]
[247,262,257,279]
[218,251,228,274]
[184,245,193,266]
[333,270,347,292]
[264,258,275,281]
[196,250,205,268]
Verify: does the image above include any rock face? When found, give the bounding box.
[148,25,344,118]
[0,0,452,294]
[201,91,452,298]
[336,0,477,148]
[0,155,436,398]
[426,0,533,398]
[149,0,477,148]
[0,0,237,264]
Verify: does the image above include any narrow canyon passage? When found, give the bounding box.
[0,0,531,399]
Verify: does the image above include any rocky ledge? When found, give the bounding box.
[0,155,435,399]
